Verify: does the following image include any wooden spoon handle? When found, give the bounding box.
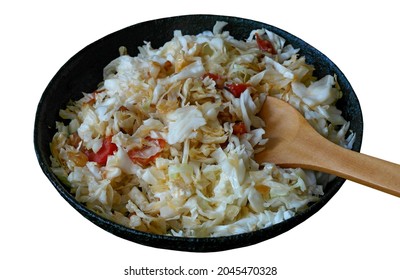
[298,140,400,197]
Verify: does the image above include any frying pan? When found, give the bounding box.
[34,14,363,252]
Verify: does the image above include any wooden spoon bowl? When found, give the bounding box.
[255,97,400,197]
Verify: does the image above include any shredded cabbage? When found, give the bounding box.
[50,22,354,237]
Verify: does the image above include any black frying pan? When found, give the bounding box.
[34,14,363,252]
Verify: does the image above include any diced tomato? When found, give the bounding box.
[202,73,225,89]
[85,136,117,165]
[232,122,247,136]
[255,33,277,55]
[225,83,249,98]
[203,73,220,80]
[128,137,166,167]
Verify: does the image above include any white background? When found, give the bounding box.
[2,0,400,279]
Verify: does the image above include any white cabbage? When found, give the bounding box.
[166,106,206,144]
[50,22,354,237]
[213,21,228,35]
[292,75,341,107]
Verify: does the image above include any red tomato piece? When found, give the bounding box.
[85,136,117,165]
[232,122,247,136]
[225,83,249,98]
[202,73,225,89]
[255,33,277,55]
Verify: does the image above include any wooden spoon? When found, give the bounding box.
[254,97,400,197]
